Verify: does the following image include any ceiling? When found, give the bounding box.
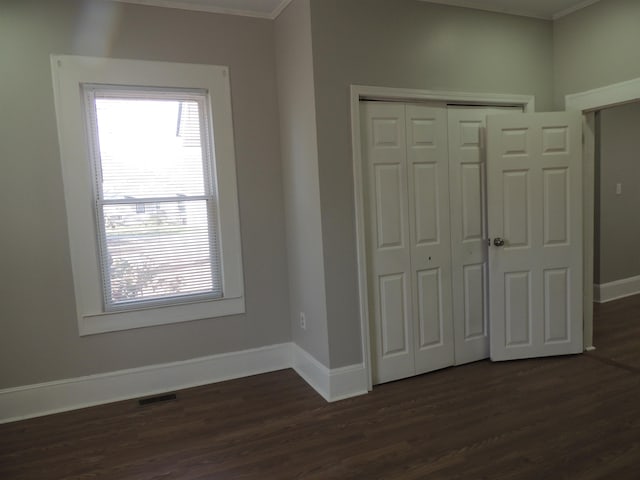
[113,0,599,20]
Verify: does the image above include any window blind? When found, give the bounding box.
[84,87,222,310]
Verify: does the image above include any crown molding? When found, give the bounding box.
[111,0,292,20]
[552,0,600,20]
[419,0,548,19]
[420,0,600,21]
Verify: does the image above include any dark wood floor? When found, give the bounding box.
[2,296,639,479]
[593,293,640,371]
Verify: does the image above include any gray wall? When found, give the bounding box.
[0,0,290,388]
[553,0,640,108]
[554,0,640,281]
[596,102,640,284]
[274,0,330,366]
[309,0,555,368]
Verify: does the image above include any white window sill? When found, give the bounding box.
[79,296,245,336]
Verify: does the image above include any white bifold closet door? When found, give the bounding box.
[447,106,521,365]
[361,101,454,384]
[487,111,583,361]
[362,102,583,385]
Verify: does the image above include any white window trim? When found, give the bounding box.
[51,55,244,336]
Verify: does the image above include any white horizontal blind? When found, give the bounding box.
[84,86,222,310]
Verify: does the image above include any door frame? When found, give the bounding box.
[350,85,535,390]
[565,76,640,351]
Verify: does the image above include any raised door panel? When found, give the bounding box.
[502,170,530,249]
[379,274,410,357]
[413,163,440,245]
[544,268,570,343]
[375,165,405,249]
[504,271,532,346]
[461,164,484,242]
[543,168,570,246]
[463,263,486,340]
[417,268,443,349]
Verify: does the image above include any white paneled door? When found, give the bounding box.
[447,106,521,365]
[487,111,583,361]
[362,101,454,384]
[406,105,455,376]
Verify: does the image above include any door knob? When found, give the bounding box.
[493,237,505,247]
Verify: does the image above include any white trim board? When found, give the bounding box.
[566,77,640,112]
[291,345,368,402]
[0,344,290,424]
[351,85,536,112]
[0,343,368,424]
[594,275,640,303]
[350,85,535,391]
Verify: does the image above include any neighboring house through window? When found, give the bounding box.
[51,56,244,335]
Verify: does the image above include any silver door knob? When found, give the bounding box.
[493,237,505,247]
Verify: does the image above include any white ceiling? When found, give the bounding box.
[113,0,599,20]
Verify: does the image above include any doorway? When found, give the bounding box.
[593,102,640,304]
[590,101,640,369]
[565,76,640,351]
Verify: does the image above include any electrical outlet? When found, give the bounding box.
[299,312,307,330]
[616,183,622,195]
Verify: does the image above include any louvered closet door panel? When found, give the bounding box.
[406,104,455,374]
[447,106,521,365]
[361,102,414,384]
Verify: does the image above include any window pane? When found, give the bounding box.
[95,98,207,199]
[102,200,221,306]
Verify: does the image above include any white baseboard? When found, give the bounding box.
[0,343,291,424]
[329,363,370,402]
[1,342,369,424]
[594,275,640,303]
[291,344,330,400]
[291,344,367,402]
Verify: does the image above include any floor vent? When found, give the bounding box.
[138,393,177,406]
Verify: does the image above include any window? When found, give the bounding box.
[51,56,244,335]
[86,88,222,310]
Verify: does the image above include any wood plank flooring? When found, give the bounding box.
[592,293,640,371]
[1,297,639,479]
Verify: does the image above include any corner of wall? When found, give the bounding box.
[274,0,331,367]
[291,343,367,402]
